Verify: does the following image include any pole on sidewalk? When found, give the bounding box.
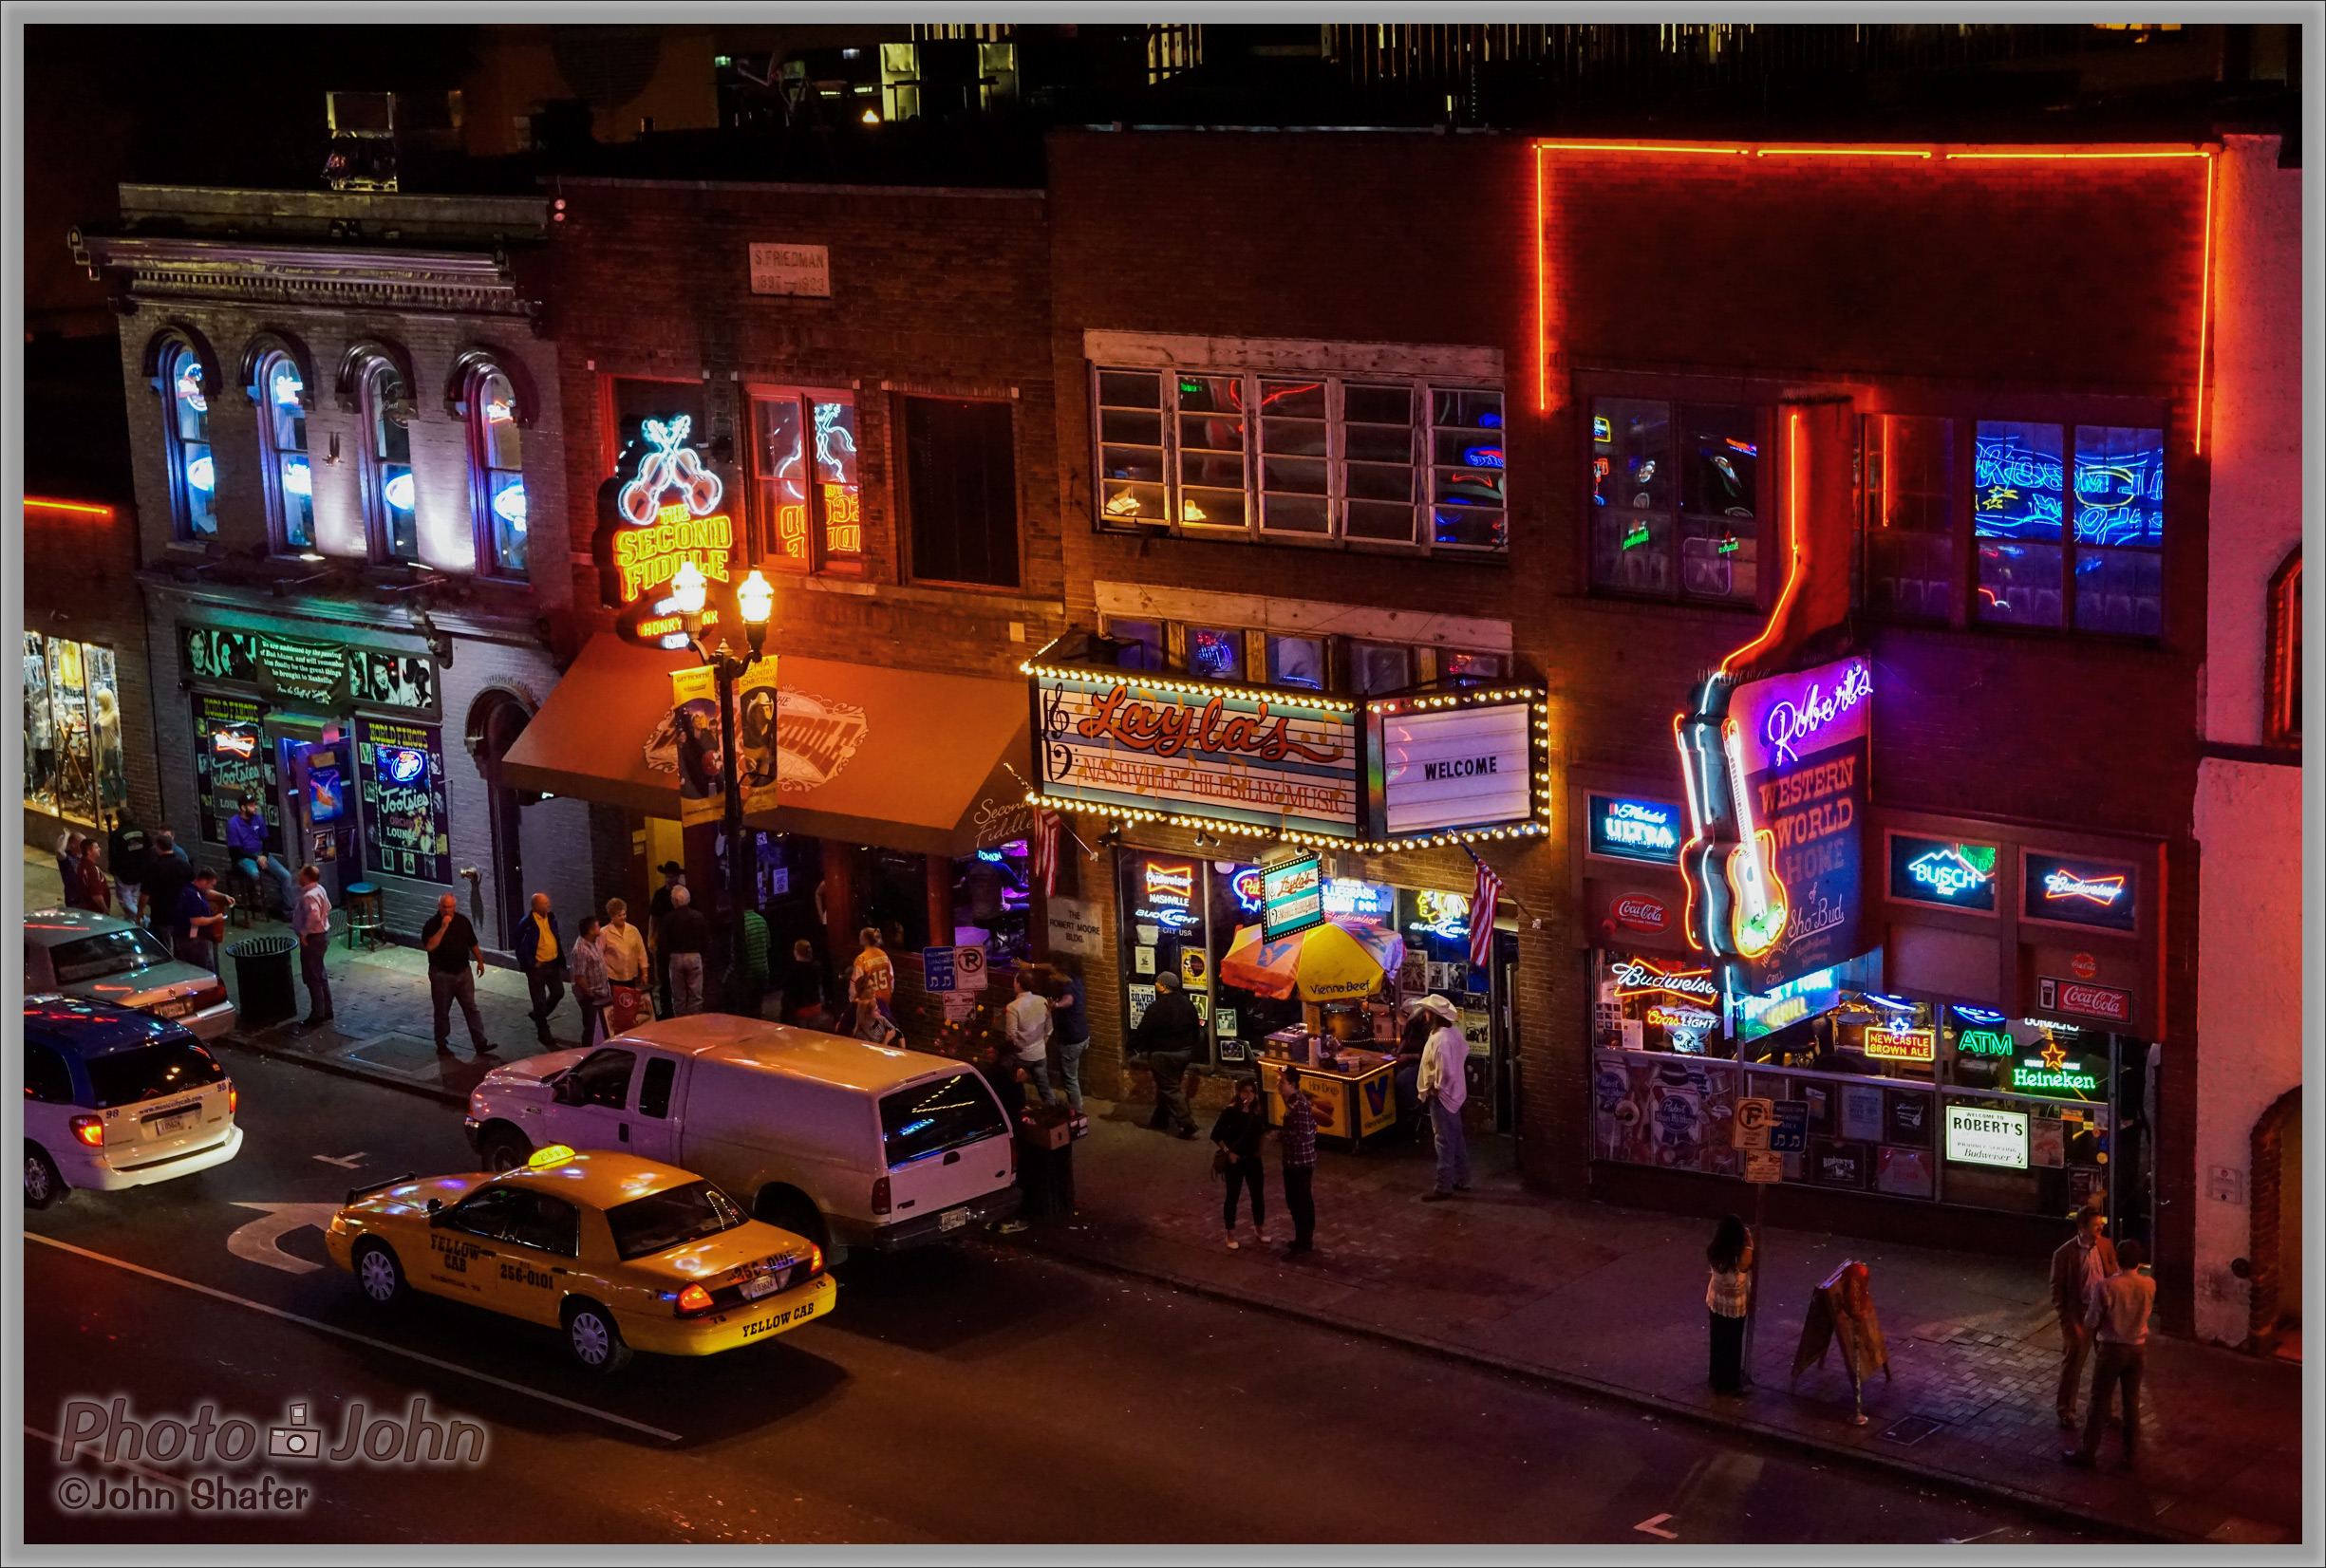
[1743,1180,1765,1385]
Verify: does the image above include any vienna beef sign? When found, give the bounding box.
[1678,654,1870,994]
[594,416,738,650]
[1034,671,1360,839]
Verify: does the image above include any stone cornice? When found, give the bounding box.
[78,233,538,319]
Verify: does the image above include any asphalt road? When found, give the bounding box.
[22,1045,2103,1547]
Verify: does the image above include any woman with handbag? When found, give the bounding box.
[1210,1077,1269,1250]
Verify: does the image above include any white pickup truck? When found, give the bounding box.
[463,1016,1020,1260]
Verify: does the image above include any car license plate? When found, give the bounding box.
[741,1274,780,1300]
[155,999,194,1019]
[939,1206,968,1232]
[156,1111,194,1137]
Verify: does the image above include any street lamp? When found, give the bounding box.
[669,561,776,1015]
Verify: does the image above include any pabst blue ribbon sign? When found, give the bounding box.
[1033,670,1360,839]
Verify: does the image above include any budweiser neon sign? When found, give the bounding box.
[2044,869,2127,906]
[1760,660,1873,769]
[1076,684,1343,766]
[1607,958,1718,1001]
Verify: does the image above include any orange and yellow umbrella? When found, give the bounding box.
[1218,917,1405,1002]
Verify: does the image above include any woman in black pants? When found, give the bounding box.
[1705,1213,1754,1395]
[1210,1077,1268,1250]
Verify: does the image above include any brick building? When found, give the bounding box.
[1038,126,2226,1328]
[498,175,1066,1027]
[72,185,594,949]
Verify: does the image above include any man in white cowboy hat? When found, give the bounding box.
[1411,993,1473,1201]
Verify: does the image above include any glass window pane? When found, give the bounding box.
[1435,465,1505,509]
[1344,383,1412,425]
[1865,415,1954,622]
[2073,425,2165,550]
[1101,409,1163,445]
[2073,546,2163,637]
[1343,423,1413,465]
[1189,627,1242,681]
[1594,397,1670,513]
[1433,388,1504,432]
[183,441,216,536]
[1174,373,1243,417]
[47,636,96,823]
[1351,643,1411,695]
[489,473,528,576]
[1442,650,1503,681]
[372,368,410,464]
[1258,379,1326,420]
[481,372,522,471]
[1100,480,1167,523]
[1977,540,2064,627]
[1262,493,1330,534]
[1178,488,1246,529]
[1179,453,1246,489]
[1267,635,1326,689]
[1178,413,1246,454]
[1106,620,1164,670]
[382,463,419,560]
[1680,405,1756,521]
[1592,511,1672,595]
[756,396,810,570]
[172,350,209,443]
[279,453,313,549]
[1433,505,1506,551]
[1344,462,1413,503]
[85,644,123,817]
[1260,415,1328,458]
[1097,369,1163,409]
[24,633,58,814]
[1974,420,2064,543]
[1262,456,1328,495]
[1102,444,1167,484]
[1679,515,1757,604]
[1347,500,1419,545]
[814,401,861,558]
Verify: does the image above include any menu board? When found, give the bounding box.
[192,694,281,853]
[355,717,451,885]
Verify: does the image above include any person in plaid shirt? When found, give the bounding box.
[1277,1065,1319,1256]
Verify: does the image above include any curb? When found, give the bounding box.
[1013,1231,2180,1545]
[219,1028,468,1107]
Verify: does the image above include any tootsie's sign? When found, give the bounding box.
[1033,670,1361,839]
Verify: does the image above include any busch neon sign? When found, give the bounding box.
[1912,847,1991,900]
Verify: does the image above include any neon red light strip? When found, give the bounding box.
[25,497,113,516]
[2196,148,2217,454]
[1720,408,1806,678]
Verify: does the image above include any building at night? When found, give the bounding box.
[70,184,597,948]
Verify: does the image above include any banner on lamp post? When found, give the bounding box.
[736,657,781,817]
[667,663,724,827]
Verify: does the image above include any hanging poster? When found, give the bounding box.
[1126,982,1157,1032]
[1809,1139,1871,1189]
[1134,945,1156,976]
[1884,1089,1932,1148]
[1839,1083,1885,1144]
[347,648,438,714]
[1876,1146,1934,1198]
[735,658,781,817]
[2032,1116,2068,1168]
[192,693,280,852]
[667,663,723,827]
[354,717,451,885]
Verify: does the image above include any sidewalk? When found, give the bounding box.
[1018,1108,2302,1545]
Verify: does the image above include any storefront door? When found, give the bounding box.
[277,735,354,894]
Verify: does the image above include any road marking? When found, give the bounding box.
[313,1152,368,1168]
[27,1234,683,1444]
[227,1202,344,1275]
[1634,1513,1680,1540]
[1944,1526,2009,1544]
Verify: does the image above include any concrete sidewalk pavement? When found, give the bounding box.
[1018,1108,2301,1545]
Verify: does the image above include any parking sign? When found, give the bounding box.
[1734,1097,1774,1150]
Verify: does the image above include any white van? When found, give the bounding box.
[463,1016,1020,1260]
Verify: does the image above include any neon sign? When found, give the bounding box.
[1322,878,1394,921]
[1606,957,1717,1001]
[1463,446,1507,469]
[621,416,722,524]
[1407,889,1471,943]
[2043,869,2126,906]
[1952,1005,2008,1028]
[2022,852,2138,932]
[1621,521,1652,551]
[1229,867,1265,913]
[2011,1039,2099,1097]
[210,728,256,760]
[1956,1028,2016,1057]
[1757,661,1873,769]
[1142,862,1192,907]
[597,414,737,649]
[1588,795,1681,863]
[1862,1024,1936,1063]
[1891,834,1998,911]
[1644,1003,1718,1032]
[1592,416,1611,442]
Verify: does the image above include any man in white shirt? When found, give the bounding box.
[292,865,334,1027]
[1004,965,1058,1107]
[1413,994,1472,1201]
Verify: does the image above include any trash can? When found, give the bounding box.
[1015,1115,1077,1220]
[226,934,299,1030]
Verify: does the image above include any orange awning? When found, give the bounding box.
[501,633,1033,858]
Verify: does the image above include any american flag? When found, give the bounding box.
[1031,807,1062,897]
[1468,849,1503,971]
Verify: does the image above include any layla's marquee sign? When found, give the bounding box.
[596,416,737,650]
[1033,668,1362,839]
[1677,655,1870,994]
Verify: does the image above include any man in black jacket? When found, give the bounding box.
[1131,971,1200,1138]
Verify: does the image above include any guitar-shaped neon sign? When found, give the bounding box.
[1718,715,1789,959]
[619,415,722,526]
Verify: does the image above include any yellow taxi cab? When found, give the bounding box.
[325,1145,835,1372]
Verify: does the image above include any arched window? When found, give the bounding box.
[360,357,419,561]
[158,341,217,539]
[253,350,314,551]
[466,364,527,577]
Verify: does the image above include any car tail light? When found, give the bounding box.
[193,982,229,1010]
[675,1283,715,1316]
[807,1243,823,1276]
[70,1115,105,1148]
[227,1083,239,1116]
[872,1176,891,1216]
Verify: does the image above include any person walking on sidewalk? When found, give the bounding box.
[648,861,686,1017]
[1413,994,1473,1200]
[850,925,895,1005]
[71,838,114,915]
[657,886,709,1017]
[600,899,651,1029]
[422,893,492,1059]
[2050,1205,2118,1430]
[138,831,193,945]
[1211,1077,1269,1250]
[292,865,334,1025]
[1706,1214,1754,1396]
[1277,1065,1319,1255]
[569,915,611,1054]
[1131,972,1200,1137]
[516,892,565,1047]
[174,868,227,971]
[226,796,295,917]
[107,814,152,920]
[2065,1240,2154,1470]
[847,973,904,1047]
[1004,966,1058,1107]
[1045,968,1091,1114]
[779,939,829,1028]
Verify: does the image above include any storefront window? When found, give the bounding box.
[159,342,217,540]
[1974,420,2065,628]
[865,849,931,955]
[1120,853,1212,1059]
[1590,397,1758,605]
[354,718,450,884]
[1266,635,1325,689]
[469,366,526,578]
[361,358,419,563]
[1862,414,1953,623]
[952,841,1032,964]
[23,633,123,825]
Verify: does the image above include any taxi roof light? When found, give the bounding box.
[527,1143,576,1169]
